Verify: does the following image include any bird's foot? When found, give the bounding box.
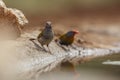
[36,47,43,51]
[61,45,70,51]
[55,39,70,51]
[48,50,53,55]
[43,49,53,55]
[47,46,53,55]
[40,47,47,52]
[41,46,53,55]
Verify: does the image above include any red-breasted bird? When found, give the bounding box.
[30,21,54,54]
[59,30,79,46]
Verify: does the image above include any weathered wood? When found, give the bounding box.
[1,31,119,80]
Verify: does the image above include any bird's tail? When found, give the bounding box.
[29,38,36,41]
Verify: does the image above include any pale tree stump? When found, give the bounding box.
[0,0,28,40]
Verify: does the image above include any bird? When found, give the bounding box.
[30,21,54,54]
[59,30,79,46]
[56,30,79,50]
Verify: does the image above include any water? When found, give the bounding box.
[76,54,120,80]
[38,54,120,80]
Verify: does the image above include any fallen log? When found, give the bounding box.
[1,31,120,80]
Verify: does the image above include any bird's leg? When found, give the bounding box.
[60,45,70,51]
[41,45,47,52]
[47,44,52,54]
[29,38,43,50]
[41,45,44,49]
[43,46,48,52]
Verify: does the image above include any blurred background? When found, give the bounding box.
[4,0,120,15]
[3,0,120,80]
[4,0,120,26]
[4,0,120,38]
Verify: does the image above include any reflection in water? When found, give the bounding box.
[103,61,120,65]
[38,54,120,80]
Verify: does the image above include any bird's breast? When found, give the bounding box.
[44,31,54,39]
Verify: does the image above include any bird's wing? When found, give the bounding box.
[59,34,69,43]
[59,34,74,45]
[37,31,43,39]
[59,34,66,40]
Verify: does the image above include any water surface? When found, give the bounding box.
[39,54,120,80]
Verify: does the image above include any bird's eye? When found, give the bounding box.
[46,26,51,29]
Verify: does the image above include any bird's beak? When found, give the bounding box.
[73,30,79,34]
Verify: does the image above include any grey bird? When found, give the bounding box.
[30,21,54,54]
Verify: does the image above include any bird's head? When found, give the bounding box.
[66,30,79,37]
[46,21,52,25]
[45,21,52,29]
[45,21,52,31]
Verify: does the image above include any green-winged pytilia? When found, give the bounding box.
[56,30,79,51]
